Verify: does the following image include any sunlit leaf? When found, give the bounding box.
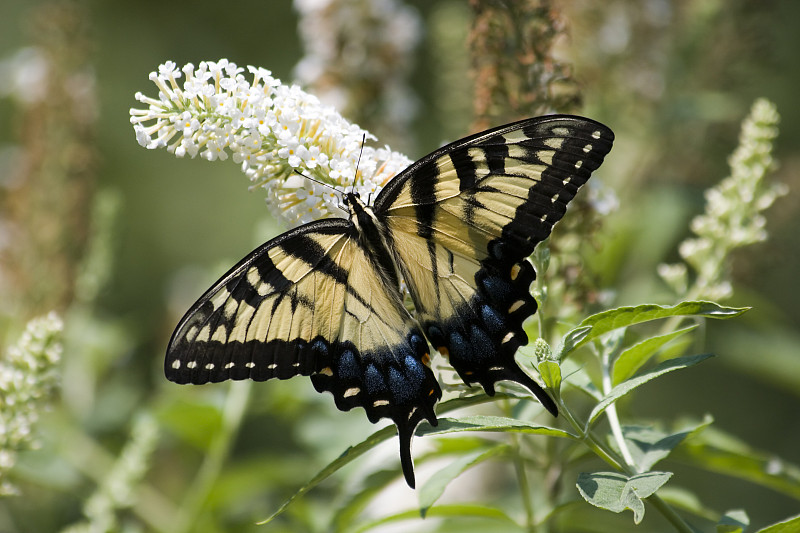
[621,416,713,471]
[563,302,747,353]
[576,471,673,524]
[612,325,698,385]
[717,509,749,533]
[587,353,714,427]
[419,416,577,439]
[756,513,800,533]
[419,445,509,517]
[556,325,593,359]
[538,360,562,392]
[352,504,519,533]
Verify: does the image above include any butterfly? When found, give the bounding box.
[165,115,614,487]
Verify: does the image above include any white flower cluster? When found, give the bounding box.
[293,0,421,145]
[130,59,412,227]
[659,98,787,300]
[62,414,158,533]
[0,312,63,496]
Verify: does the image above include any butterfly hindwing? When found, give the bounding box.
[375,115,614,409]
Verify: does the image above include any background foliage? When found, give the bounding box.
[1,0,799,532]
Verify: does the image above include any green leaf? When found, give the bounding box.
[757,513,800,533]
[587,353,714,427]
[556,325,593,359]
[717,509,749,533]
[419,445,508,517]
[259,425,397,524]
[352,504,519,533]
[566,301,748,353]
[419,415,577,439]
[621,416,713,471]
[674,425,800,500]
[576,471,673,524]
[612,325,698,385]
[657,486,718,521]
[332,469,401,532]
[560,358,603,401]
[538,360,562,392]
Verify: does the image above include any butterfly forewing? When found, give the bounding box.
[166,216,441,486]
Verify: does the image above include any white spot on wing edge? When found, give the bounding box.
[171,359,181,369]
[205,363,215,370]
[583,143,592,153]
[344,387,360,398]
[187,361,197,369]
[592,129,602,139]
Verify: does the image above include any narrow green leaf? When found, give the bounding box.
[332,469,400,532]
[538,360,562,392]
[612,325,698,385]
[567,301,748,352]
[419,445,508,516]
[576,471,673,524]
[352,504,519,533]
[258,425,397,524]
[621,416,713,471]
[756,513,800,533]
[657,486,718,521]
[588,353,714,427]
[419,415,577,439]
[561,359,603,401]
[556,325,593,358]
[717,509,749,533]
[674,425,800,500]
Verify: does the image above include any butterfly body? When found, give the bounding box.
[166,115,614,487]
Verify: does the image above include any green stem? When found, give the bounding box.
[601,349,636,469]
[511,433,537,532]
[173,380,252,532]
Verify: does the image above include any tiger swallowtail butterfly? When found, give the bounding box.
[166,115,614,487]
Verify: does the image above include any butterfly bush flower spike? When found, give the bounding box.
[130,59,412,227]
[0,312,63,496]
[658,98,786,300]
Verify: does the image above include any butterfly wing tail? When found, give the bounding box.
[396,409,439,489]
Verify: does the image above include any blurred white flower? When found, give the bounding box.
[659,98,786,300]
[0,312,63,496]
[130,59,412,227]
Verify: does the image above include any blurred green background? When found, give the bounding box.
[1,0,799,531]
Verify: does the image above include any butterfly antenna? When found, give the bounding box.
[348,133,367,196]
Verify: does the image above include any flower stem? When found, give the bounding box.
[173,380,252,533]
